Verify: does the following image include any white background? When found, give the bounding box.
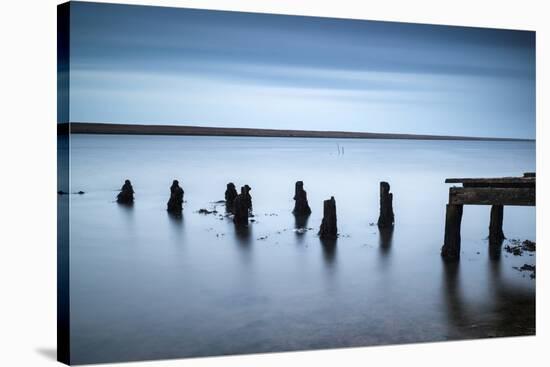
[0,0,547,366]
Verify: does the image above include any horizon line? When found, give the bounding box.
[58,122,535,142]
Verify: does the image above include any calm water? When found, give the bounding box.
[65,135,536,364]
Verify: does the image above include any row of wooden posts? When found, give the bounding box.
[115,172,535,262]
[115,179,395,240]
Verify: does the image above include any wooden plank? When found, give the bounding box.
[449,187,535,206]
[462,181,535,188]
[445,177,535,188]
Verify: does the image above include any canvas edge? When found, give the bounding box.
[57,1,71,365]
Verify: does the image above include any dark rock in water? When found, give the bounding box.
[513,263,536,278]
[318,196,338,239]
[377,181,394,228]
[225,182,238,213]
[59,190,85,195]
[233,192,249,226]
[523,239,536,252]
[198,208,217,215]
[504,243,522,256]
[504,239,536,256]
[167,179,184,214]
[116,179,134,204]
[519,264,535,272]
[293,181,311,216]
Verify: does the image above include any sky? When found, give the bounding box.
[65,2,536,138]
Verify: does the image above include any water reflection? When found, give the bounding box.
[116,201,135,228]
[319,237,337,267]
[167,211,184,240]
[378,227,394,256]
[488,252,501,286]
[68,135,536,362]
[294,214,310,244]
[442,256,535,339]
[486,260,535,336]
[234,224,254,264]
[488,238,504,261]
[441,261,466,335]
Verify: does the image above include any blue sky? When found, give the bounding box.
[67,2,535,138]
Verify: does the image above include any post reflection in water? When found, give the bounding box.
[441,255,535,339]
[294,214,310,244]
[485,252,536,337]
[116,201,135,229]
[378,227,394,256]
[167,211,184,240]
[233,224,254,264]
[441,261,466,337]
[489,238,504,261]
[319,237,337,268]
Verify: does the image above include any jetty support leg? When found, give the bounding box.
[441,204,463,261]
[489,205,505,246]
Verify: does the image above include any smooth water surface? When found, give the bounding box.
[67,135,536,364]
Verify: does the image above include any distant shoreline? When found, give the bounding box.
[58,122,534,142]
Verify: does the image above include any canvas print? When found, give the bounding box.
[57,1,536,365]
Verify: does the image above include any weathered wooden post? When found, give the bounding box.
[319,196,337,239]
[167,179,184,214]
[116,179,134,204]
[441,204,463,261]
[225,182,238,213]
[489,205,505,245]
[293,181,311,215]
[242,184,252,214]
[377,181,394,228]
[233,191,248,226]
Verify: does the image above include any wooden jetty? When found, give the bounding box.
[441,172,536,261]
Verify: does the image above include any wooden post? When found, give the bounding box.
[377,181,394,228]
[242,185,252,214]
[167,180,184,214]
[293,181,311,216]
[441,204,463,261]
[225,182,238,213]
[116,179,134,204]
[233,193,248,226]
[489,205,505,245]
[319,196,337,239]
